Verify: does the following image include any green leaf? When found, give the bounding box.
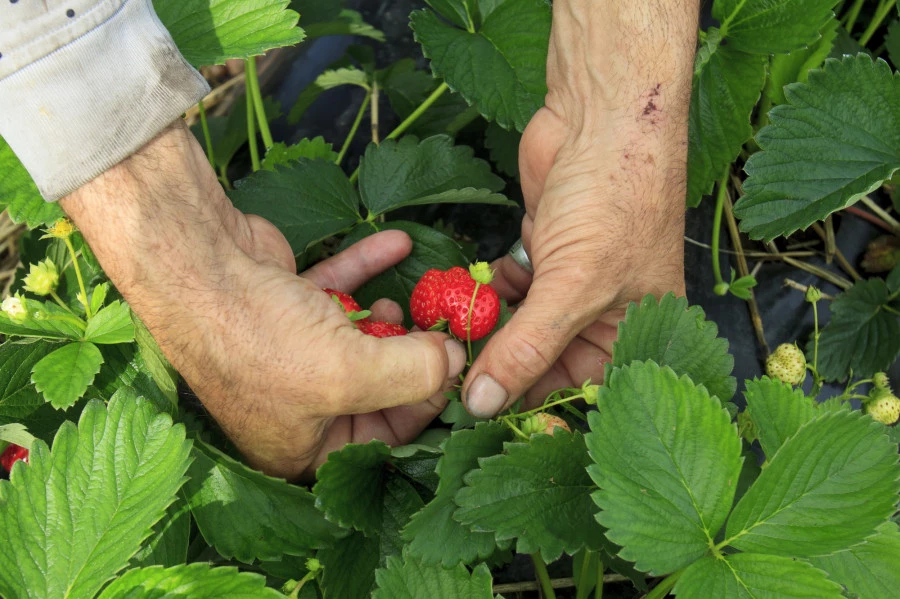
[735,55,900,241]
[183,438,342,563]
[261,137,338,170]
[339,221,468,327]
[230,159,360,255]
[0,298,85,340]
[886,20,900,69]
[411,0,551,131]
[287,66,370,123]
[0,390,192,599]
[290,0,340,25]
[742,377,817,457]
[612,293,736,402]
[380,60,473,138]
[673,554,842,598]
[373,555,493,599]
[358,136,508,217]
[153,0,306,67]
[313,441,392,535]
[89,282,110,314]
[133,316,179,409]
[83,301,135,344]
[31,341,104,409]
[90,344,174,416]
[0,423,34,449]
[814,278,900,381]
[455,432,606,563]
[725,410,900,556]
[130,497,190,569]
[687,38,767,207]
[97,564,283,599]
[764,17,839,106]
[403,422,511,567]
[484,121,521,181]
[586,362,743,575]
[807,521,900,599]
[0,137,64,229]
[0,340,57,424]
[305,9,386,41]
[192,95,282,171]
[715,0,840,54]
[319,476,424,598]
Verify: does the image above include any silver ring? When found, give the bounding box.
[508,238,533,273]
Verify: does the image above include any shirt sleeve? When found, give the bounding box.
[0,0,210,201]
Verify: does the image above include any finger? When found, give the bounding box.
[369,298,404,324]
[526,336,611,402]
[331,330,466,416]
[301,230,413,292]
[490,254,533,303]
[462,274,599,418]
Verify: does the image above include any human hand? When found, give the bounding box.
[462,1,699,416]
[60,121,466,480]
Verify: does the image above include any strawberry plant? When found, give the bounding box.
[2,0,900,597]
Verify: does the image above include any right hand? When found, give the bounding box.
[61,121,466,480]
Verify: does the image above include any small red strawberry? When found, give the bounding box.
[323,288,371,323]
[410,269,447,330]
[442,263,500,341]
[1,443,29,473]
[358,320,408,338]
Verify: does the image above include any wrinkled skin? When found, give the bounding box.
[61,122,466,481]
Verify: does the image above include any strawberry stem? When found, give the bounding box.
[531,553,557,599]
[466,281,480,365]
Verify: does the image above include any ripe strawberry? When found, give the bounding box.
[765,343,806,386]
[866,389,900,425]
[410,269,447,330]
[1,443,28,473]
[442,264,500,341]
[358,320,408,338]
[323,288,371,324]
[522,413,571,436]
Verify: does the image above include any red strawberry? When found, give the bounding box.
[410,269,448,330]
[1,443,28,473]
[442,264,500,341]
[358,320,408,338]
[323,288,362,313]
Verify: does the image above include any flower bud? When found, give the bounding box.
[41,218,76,240]
[23,259,59,296]
[1,295,27,323]
[804,286,822,303]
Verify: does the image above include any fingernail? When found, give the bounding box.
[465,374,508,418]
[444,339,467,378]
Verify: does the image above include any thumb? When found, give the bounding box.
[462,274,597,418]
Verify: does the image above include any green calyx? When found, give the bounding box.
[469,261,495,285]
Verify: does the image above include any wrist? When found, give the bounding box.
[546,1,699,133]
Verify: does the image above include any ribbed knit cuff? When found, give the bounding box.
[0,0,210,201]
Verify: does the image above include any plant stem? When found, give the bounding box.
[575,551,594,599]
[859,0,897,46]
[844,205,894,233]
[370,79,380,144]
[218,165,232,190]
[595,556,604,599]
[810,222,861,281]
[531,553,557,599]
[811,298,823,397]
[50,290,77,316]
[385,82,449,142]
[197,100,217,168]
[711,172,729,295]
[246,86,261,172]
[288,572,315,599]
[842,0,865,31]
[336,92,371,166]
[723,179,770,356]
[644,570,683,599]
[245,57,274,151]
[348,82,451,185]
[466,282,480,364]
[64,238,92,319]
[860,196,900,233]
[505,417,530,441]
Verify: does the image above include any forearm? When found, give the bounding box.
[547,0,699,141]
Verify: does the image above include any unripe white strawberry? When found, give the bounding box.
[866,389,900,425]
[521,413,571,436]
[765,343,806,386]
